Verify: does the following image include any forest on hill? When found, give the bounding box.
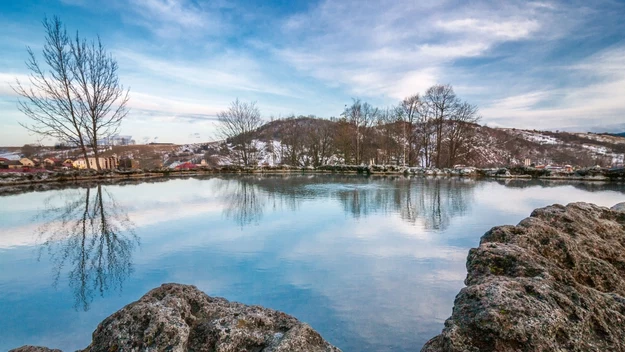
[208,85,624,169]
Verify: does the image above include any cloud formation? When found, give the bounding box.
[0,0,624,145]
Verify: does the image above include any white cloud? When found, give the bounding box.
[436,18,540,40]
[115,49,294,96]
[122,0,224,39]
[272,0,559,100]
[0,72,32,97]
[480,45,625,130]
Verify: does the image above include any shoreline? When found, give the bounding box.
[0,166,622,196]
[0,165,623,191]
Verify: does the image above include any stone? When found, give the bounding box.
[422,202,625,352]
[80,283,340,352]
[611,202,625,212]
[11,284,340,352]
[9,347,62,352]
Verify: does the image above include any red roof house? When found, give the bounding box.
[174,162,197,170]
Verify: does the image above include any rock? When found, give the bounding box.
[11,284,340,352]
[80,283,340,352]
[611,202,625,212]
[9,347,62,352]
[422,202,625,352]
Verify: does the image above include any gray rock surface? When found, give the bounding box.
[422,202,625,352]
[8,347,62,352]
[611,202,625,212]
[12,284,340,352]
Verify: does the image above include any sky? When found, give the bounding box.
[1,0,624,146]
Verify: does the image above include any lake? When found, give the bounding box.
[0,175,623,351]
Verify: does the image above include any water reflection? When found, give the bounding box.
[221,180,265,227]
[36,185,138,311]
[2,175,625,352]
[219,175,477,231]
[493,178,625,193]
[335,177,476,230]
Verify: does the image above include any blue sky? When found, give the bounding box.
[1,0,624,145]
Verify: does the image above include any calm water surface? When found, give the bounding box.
[0,175,624,351]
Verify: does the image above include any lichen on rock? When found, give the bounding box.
[422,202,625,352]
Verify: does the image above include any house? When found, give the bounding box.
[44,157,61,167]
[73,155,119,170]
[168,161,183,169]
[545,165,564,171]
[118,157,140,169]
[174,162,197,170]
[6,160,24,169]
[20,158,35,167]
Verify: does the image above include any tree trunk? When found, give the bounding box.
[92,143,102,171]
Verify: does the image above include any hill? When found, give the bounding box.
[216,117,625,168]
[6,118,624,169]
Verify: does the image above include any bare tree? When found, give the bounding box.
[217,99,263,166]
[72,36,129,170]
[342,99,378,164]
[13,17,91,166]
[333,116,356,164]
[424,85,459,168]
[376,107,402,165]
[21,144,38,158]
[305,119,335,167]
[13,17,130,171]
[398,94,422,166]
[279,116,306,166]
[447,101,480,167]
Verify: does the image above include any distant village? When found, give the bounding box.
[0,139,600,175]
[0,135,216,173]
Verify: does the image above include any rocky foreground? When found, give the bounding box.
[423,202,625,351]
[11,284,340,352]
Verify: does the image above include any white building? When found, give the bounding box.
[97,135,135,146]
[73,155,119,170]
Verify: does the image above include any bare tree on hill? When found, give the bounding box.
[446,101,480,167]
[398,94,422,166]
[342,99,379,164]
[217,99,263,167]
[425,84,459,168]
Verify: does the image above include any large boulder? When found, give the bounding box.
[12,284,340,352]
[422,202,625,352]
[83,283,340,352]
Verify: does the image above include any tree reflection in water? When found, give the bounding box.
[36,184,138,311]
[219,175,477,231]
[221,179,265,227]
